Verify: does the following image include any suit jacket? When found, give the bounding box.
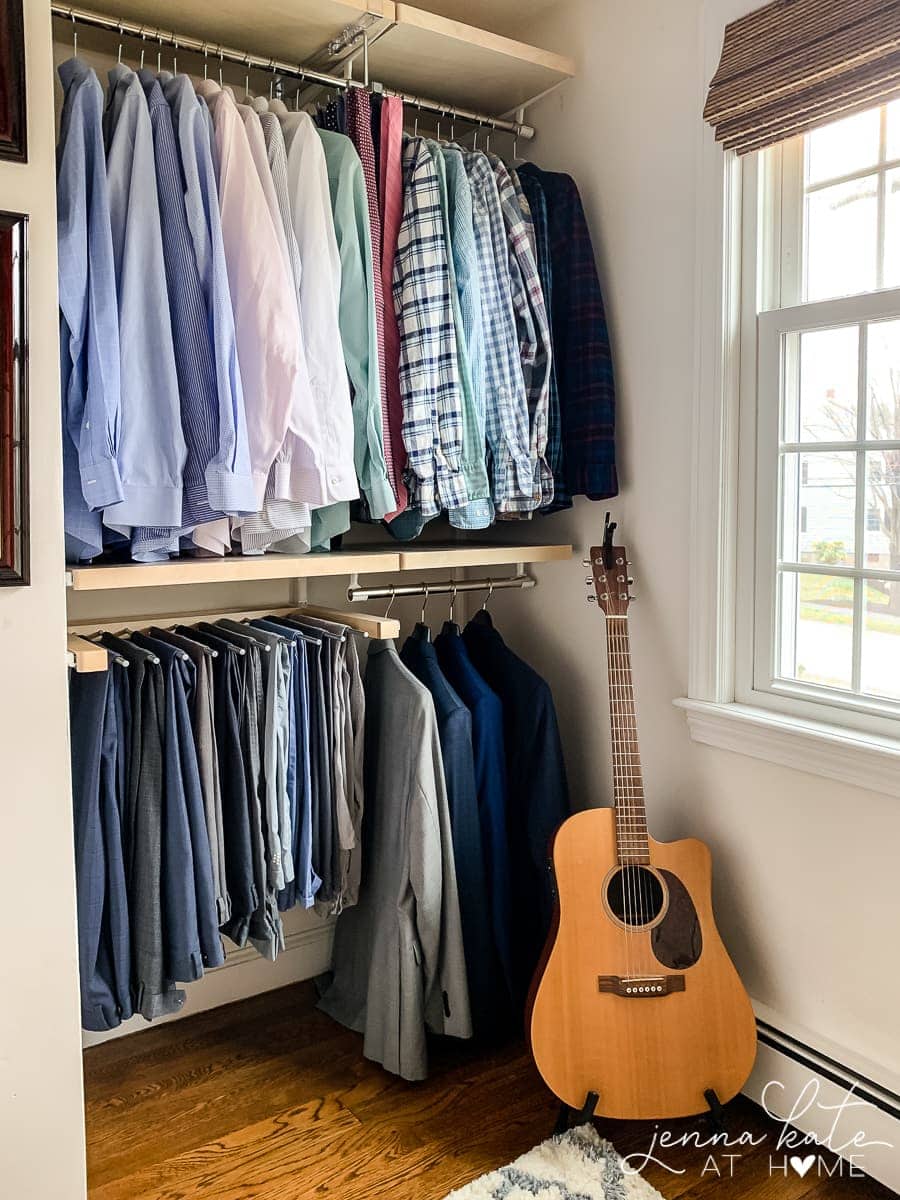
[462,611,570,1004]
[401,634,499,1038]
[318,640,471,1079]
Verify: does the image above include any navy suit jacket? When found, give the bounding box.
[400,635,502,1037]
[462,611,570,1004]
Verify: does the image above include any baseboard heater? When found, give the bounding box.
[755,1018,900,1121]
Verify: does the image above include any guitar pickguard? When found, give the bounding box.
[651,869,702,969]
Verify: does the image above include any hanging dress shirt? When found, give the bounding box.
[318,128,395,520]
[57,59,123,563]
[427,140,492,530]
[160,73,257,540]
[229,98,315,554]
[489,153,553,515]
[102,64,187,535]
[194,81,309,512]
[394,136,469,519]
[132,72,233,561]
[378,95,409,519]
[273,101,359,510]
[463,150,534,517]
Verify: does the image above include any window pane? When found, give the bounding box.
[783,325,858,442]
[805,175,878,300]
[861,578,900,699]
[864,450,900,569]
[866,318,900,441]
[780,572,854,689]
[806,108,881,186]
[883,168,900,289]
[886,99,900,161]
[782,451,856,564]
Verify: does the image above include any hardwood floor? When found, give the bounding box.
[83,982,894,1199]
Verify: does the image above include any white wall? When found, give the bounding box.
[499,0,900,1097]
[0,4,88,1198]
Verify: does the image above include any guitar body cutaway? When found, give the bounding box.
[528,807,757,1120]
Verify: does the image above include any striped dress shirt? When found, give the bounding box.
[462,150,533,516]
[394,136,469,517]
[490,154,553,513]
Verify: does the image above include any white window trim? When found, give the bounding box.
[679,2,900,795]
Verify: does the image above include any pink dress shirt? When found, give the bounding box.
[379,96,409,519]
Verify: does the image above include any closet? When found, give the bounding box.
[3,1,617,1195]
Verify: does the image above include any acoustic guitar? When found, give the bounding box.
[528,518,757,1121]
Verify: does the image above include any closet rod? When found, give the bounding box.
[50,4,536,139]
[348,574,535,603]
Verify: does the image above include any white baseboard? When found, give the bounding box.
[743,1019,900,1194]
[81,909,334,1049]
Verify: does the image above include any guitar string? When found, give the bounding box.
[611,615,649,976]
[608,615,637,979]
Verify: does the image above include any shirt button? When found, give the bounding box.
[330,476,341,485]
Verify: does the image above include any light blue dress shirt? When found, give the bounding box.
[57,58,123,562]
[132,72,256,561]
[102,64,186,533]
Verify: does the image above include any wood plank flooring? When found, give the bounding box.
[82,982,894,1199]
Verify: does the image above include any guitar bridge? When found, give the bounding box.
[598,974,685,997]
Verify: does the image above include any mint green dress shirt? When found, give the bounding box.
[317,129,395,524]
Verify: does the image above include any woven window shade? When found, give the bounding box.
[704,0,900,155]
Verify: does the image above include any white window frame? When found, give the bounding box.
[677,0,900,794]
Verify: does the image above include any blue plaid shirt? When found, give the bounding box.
[394,136,468,516]
[462,150,533,516]
[490,155,553,514]
[514,168,562,505]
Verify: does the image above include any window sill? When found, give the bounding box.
[674,697,900,797]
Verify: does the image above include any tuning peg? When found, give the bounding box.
[581,558,591,568]
[584,578,593,586]
[628,595,637,603]
[587,595,596,604]
[627,577,635,585]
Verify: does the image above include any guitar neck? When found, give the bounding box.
[606,617,649,865]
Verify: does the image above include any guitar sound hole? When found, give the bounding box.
[606,867,665,928]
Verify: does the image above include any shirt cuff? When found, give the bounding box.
[272,460,360,508]
[362,470,398,521]
[205,466,258,516]
[102,482,183,529]
[80,457,124,511]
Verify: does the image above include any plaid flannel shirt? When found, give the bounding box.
[393,136,468,516]
[513,168,563,507]
[490,155,554,514]
[462,150,534,515]
[518,163,617,507]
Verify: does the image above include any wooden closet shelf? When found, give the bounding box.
[65,543,572,592]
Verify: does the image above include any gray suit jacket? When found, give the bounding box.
[318,639,471,1079]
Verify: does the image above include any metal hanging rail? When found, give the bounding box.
[347,574,535,603]
[50,4,535,139]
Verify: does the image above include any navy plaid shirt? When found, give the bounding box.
[517,164,617,507]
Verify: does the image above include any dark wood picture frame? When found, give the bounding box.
[0,1,26,163]
[0,212,28,585]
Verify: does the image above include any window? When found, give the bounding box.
[742,102,900,732]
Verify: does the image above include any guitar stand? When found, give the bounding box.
[704,1088,726,1135]
[554,1090,600,1135]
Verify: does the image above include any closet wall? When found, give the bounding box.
[495,0,900,1092]
[0,5,88,1199]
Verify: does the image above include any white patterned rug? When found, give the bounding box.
[443,1125,663,1200]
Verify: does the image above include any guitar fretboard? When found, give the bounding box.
[606,617,649,865]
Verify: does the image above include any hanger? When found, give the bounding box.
[412,583,431,642]
[139,28,146,71]
[157,33,163,74]
[173,37,178,76]
[218,48,224,89]
[443,583,461,637]
[482,578,494,611]
[117,22,124,64]
[383,585,396,620]
[70,10,77,58]
[244,56,252,102]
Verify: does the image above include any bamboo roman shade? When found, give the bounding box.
[705,0,900,155]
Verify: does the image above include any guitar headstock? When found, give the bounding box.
[584,513,634,617]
